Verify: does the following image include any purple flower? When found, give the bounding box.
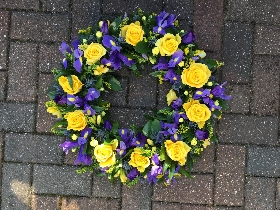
[118,129,134,145]
[171,98,183,110]
[153,11,177,35]
[195,129,209,140]
[84,104,96,116]
[101,51,134,70]
[182,30,195,44]
[160,122,177,136]
[152,57,169,70]
[85,88,100,101]
[147,165,163,184]
[170,133,180,141]
[78,127,92,145]
[59,41,71,56]
[74,144,93,165]
[168,50,184,68]
[104,120,112,131]
[100,21,109,34]
[62,58,68,69]
[127,168,140,180]
[130,132,147,147]
[172,112,187,125]
[164,69,180,83]
[67,94,84,107]
[102,35,121,52]
[59,140,79,154]
[72,38,80,50]
[54,95,67,105]
[116,141,127,156]
[73,57,83,73]
[211,82,232,100]
[152,153,160,165]
[74,48,83,58]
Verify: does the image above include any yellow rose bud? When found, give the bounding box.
[152,47,160,55]
[149,56,156,64]
[191,138,197,146]
[207,81,213,86]
[155,33,181,56]
[147,139,154,146]
[64,110,87,131]
[93,65,109,76]
[166,89,178,106]
[97,115,102,125]
[194,50,206,58]
[96,31,102,38]
[94,144,116,167]
[46,106,62,118]
[181,63,211,88]
[90,138,99,147]
[58,75,83,95]
[179,118,184,123]
[142,16,146,21]
[184,47,189,55]
[121,21,144,46]
[129,148,150,172]
[120,169,127,183]
[202,139,210,148]
[184,91,188,95]
[164,140,191,166]
[178,61,184,67]
[84,43,106,65]
[72,134,78,140]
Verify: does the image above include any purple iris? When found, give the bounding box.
[101,51,135,70]
[118,128,134,145]
[62,58,68,69]
[116,141,127,156]
[160,122,177,136]
[147,165,163,184]
[152,153,160,165]
[130,132,147,147]
[195,129,209,140]
[59,140,79,154]
[127,168,140,181]
[73,49,83,73]
[168,50,184,68]
[84,104,96,116]
[193,89,211,104]
[74,144,93,165]
[67,94,84,107]
[59,41,71,56]
[72,38,80,50]
[171,98,183,110]
[102,35,121,52]
[100,21,109,35]
[104,120,112,131]
[152,57,169,70]
[78,127,92,145]
[182,30,196,44]
[172,112,187,125]
[212,82,232,100]
[85,88,100,101]
[153,11,177,35]
[164,69,180,83]
[54,94,67,105]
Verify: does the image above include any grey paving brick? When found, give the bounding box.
[39,43,63,73]
[4,133,64,164]
[192,143,215,173]
[214,145,246,206]
[182,205,212,210]
[64,151,77,165]
[251,55,280,115]
[222,22,253,83]
[0,71,7,100]
[102,0,162,15]
[1,163,31,210]
[0,133,3,186]
[218,114,278,145]
[109,107,153,128]
[225,84,250,114]
[61,197,120,210]
[31,195,59,210]
[0,11,9,70]
[254,25,280,55]
[226,0,280,24]
[11,12,69,41]
[0,102,35,132]
[164,0,193,20]
[245,177,276,210]
[128,68,157,108]
[42,0,70,12]
[152,202,181,210]
[92,175,121,198]
[0,0,39,10]
[153,175,213,205]
[157,81,172,110]
[36,73,58,133]
[7,42,37,102]
[33,165,92,196]
[247,146,280,177]
[122,181,152,210]
[277,179,280,210]
[72,0,100,37]
[194,0,224,51]
[102,77,128,107]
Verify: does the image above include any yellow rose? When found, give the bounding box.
[164,140,191,166]
[64,110,87,131]
[183,99,211,129]
[94,144,116,167]
[121,21,144,46]
[181,63,211,88]
[129,148,150,172]
[58,75,83,95]
[46,106,62,118]
[93,65,109,75]
[84,43,106,65]
[166,89,178,106]
[155,33,181,56]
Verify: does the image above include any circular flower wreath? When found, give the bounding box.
[46,9,231,187]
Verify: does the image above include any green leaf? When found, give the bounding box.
[62,105,75,114]
[135,41,151,54]
[142,120,152,136]
[163,156,171,174]
[217,99,228,109]
[108,76,122,91]
[130,64,137,71]
[179,167,193,179]
[111,121,119,134]
[67,75,73,90]
[212,109,222,118]
[168,162,176,181]
[95,76,103,89]
[151,119,161,135]
[160,145,166,161]
[187,154,193,172]
[203,58,217,70]
[143,114,154,120]
[109,16,122,34]
[92,106,104,112]
[211,135,218,144]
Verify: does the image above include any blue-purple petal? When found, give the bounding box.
[182,30,196,44]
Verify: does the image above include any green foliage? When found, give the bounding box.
[107,76,122,91]
[135,41,151,54]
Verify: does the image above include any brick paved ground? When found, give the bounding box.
[0,0,279,209]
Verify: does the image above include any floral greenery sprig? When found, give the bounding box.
[46,9,231,186]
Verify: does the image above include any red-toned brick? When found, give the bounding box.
[153,175,213,205]
[31,195,59,210]
[39,43,63,73]
[42,0,70,12]
[0,0,39,10]
[251,55,279,115]
[61,197,120,210]
[192,143,214,173]
[11,12,69,42]
[0,11,9,70]
[152,202,181,210]
[214,145,245,206]
[72,0,100,37]
[7,42,37,102]
[194,0,223,51]
[36,73,58,133]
